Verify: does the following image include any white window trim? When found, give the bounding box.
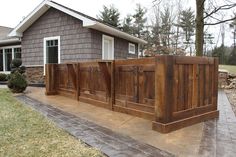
[129,43,136,54]
[102,35,114,60]
[0,45,21,73]
[43,36,61,75]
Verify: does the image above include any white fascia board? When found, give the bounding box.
[0,38,21,44]
[8,0,50,37]
[87,22,147,45]
[46,1,96,26]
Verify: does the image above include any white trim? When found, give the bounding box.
[128,43,136,54]
[0,71,10,74]
[8,0,147,44]
[0,38,21,44]
[43,36,61,74]
[89,23,147,44]
[102,35,114,60]
[0,45,21,49]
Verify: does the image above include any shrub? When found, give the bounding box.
[8,72,28,93]
[0,73,8,81]
[11,58,22,68]
[7,59,28,93]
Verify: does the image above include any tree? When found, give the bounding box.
[133,4,147,38]
[179,8,195,54]
[122,14,133,34]
[228,13,236,65]
[98,5,120,27]
[195,0,205,56]
[160,7,173,47]
[195,0,236,56]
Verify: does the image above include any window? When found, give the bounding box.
[0,46,21,72]
[129,43,136,54]
[14,48,21,59]
[102,35,114,60]
[0,50,3,71]
[5,48,12,71]
[44,36,60,74]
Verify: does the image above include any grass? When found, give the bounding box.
[219,65,236,74]
[0,89,104,157]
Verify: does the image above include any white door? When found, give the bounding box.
[102,35,114,60]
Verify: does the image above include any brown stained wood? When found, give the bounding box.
[184,65,189,110]
[152,110,219,133]
[67,64,77,89]
[155,55,174,123]
[172,104,215,120]
[188,65,193,109]
[172,65,178,112]
[204,65,210,105]
[212,58,219,109]
[113,105,155,120]
[138,66,144,104]
[115,57,155,66]
[45,56,219,133]
[192,64,199,109]
[76,63,80,100]
[178,65,184,111]
[133,66,139,103]
[175,56,214,65]
[79,96,111,109]
[110,61,115,110]
[198,65,205,107]
[98,62,111,97]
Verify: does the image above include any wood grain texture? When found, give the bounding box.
[45,56,219,133]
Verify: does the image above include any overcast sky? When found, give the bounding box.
[0,0,234,47]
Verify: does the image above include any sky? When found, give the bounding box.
[0,0,235,48]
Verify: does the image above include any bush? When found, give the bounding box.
[11,58,22,68]
[7,59,28,93]
[0,73,8,81]
[8,72,28,93]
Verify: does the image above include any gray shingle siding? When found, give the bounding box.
[22,8,138,66]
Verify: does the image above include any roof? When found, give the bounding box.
[9,0,147,44]
[0,26,21,45]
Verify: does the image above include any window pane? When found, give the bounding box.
[14,48,21,59]
[46,39,59,64]
[129,44,135,54]
[5,49,12,71]
[0,50,3,71]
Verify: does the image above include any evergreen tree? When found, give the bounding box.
[179,8,195,49]
[133,4,147,38]
[160,7,173,47]
[122,14,133,34]
[98,5,121,27]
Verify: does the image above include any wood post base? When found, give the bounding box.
[152,110,219,133]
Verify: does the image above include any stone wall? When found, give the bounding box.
[25,66,44,84]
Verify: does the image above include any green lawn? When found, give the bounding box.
[0,89,104,157]
[219,65,236,74]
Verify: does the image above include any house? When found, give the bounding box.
[8,0,147,84]
[0,26,21,73]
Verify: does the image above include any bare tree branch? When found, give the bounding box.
[205,16,236,25]
[204,3,236,19]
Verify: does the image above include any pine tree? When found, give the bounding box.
[133,4,147,38]
[98,5,120,27]
[122,14,133,34]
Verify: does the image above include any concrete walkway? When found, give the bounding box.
[199,90,236,157]
[16,87,236,156]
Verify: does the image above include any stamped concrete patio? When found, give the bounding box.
[17,87,236,157]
